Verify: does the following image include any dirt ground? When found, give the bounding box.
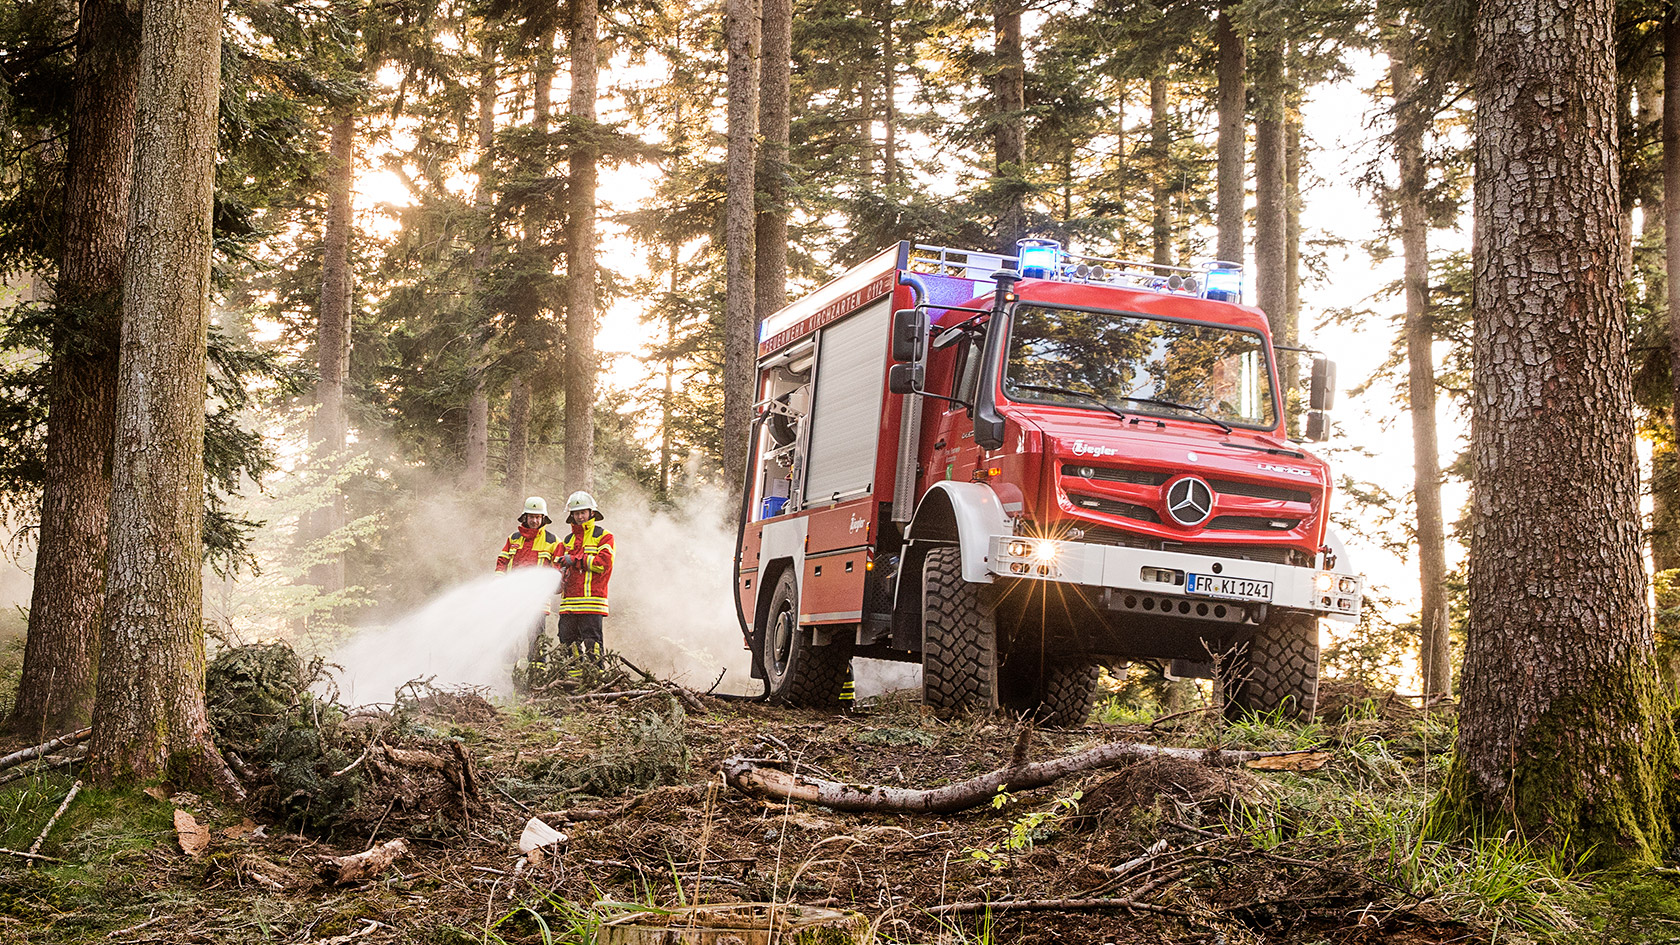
[0,668,1529,945]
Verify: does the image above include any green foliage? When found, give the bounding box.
[967,788,1082,871]
[511,695,688,802]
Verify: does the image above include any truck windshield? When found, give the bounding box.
[1003,304,1278,428]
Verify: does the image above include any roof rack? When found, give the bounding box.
[908,241,1244,303]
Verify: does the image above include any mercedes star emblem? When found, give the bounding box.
[1165,476,1214,527]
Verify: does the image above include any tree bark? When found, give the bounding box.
[1390,32,1451,700]
[506,377,530,499]
[1252,42,1287,332]
[755,0,791,324]
[1215,5,1245,266]
[1284,105,1300,338]
[89,0,239,796]
[1666,6,1680,546]
[993,0,1025,256]
[9,0,139,740]
[1150,73,1171,268]
[307,104,354,593]
[720,0,759,500]
[1440,0,1674,864]
[565,0,599,494]
[464,43,495,491]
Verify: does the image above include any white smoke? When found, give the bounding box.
[327,567,558,705]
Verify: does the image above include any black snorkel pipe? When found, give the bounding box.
[973,269,1020,450]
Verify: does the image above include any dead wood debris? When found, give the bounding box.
[0,727,92,773]
[28,779,82,859]
[317,838,409,884]
[720,741,1329,814]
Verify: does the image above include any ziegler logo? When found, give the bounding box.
[849,514,868,533]
[1257,462,1314,478]
[1069,440,1119,458]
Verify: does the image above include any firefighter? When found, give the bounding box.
[555,490,614,662]
[496,496,563,664]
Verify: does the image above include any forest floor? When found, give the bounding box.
[2,651,1679,945]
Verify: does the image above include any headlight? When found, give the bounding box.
[1031,541,1059,563]
[1338,576,1360,594]
[1008,540,1029,557]
[1314,572,1335,593]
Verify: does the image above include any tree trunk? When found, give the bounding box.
[464,44,496,491]
[565,0,599,494]
[721,0,759,500]
[506,377,530,499]
[881,0,896,187]
[993,0,1025,256]
[1666,6,1680,547]
[1439,0,1674,864]
[1150,73,1171,268]
[8,0,139,739]
[755,0,791,324]
[308,105,354,593]
[1215,5,1245,266]
[1252,48,1286,334]
[89,0,239,795]
[1284,105,1300,338]
[1390,34,1451,700]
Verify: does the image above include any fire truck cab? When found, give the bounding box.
[734,240,1362,723]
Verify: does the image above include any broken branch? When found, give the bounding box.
[28,779,82,858]
[0,727,92,773]
[927,896,1183,916]
[721,741,1328,814]
[317,839,409,884]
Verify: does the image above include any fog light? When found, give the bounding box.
[1338,576,1360,594]
[1314,572,1334,593]
[1008,540,1029,557]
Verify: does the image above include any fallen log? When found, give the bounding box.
[0,728,92,774]
[720,742,1329,814]
[318,839,409,884]
[0,748,85,788]
[927,896,1183,917]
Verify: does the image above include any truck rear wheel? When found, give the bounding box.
[1222,610,1319,720]
[921,546,999,716]
[761,569,850,708]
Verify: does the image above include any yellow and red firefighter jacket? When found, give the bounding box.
[495,524,562,572]
[556,519,613,615]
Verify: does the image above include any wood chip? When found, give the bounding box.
[318,839,408,884]
[143,786,169,803]
[220,817,259,840]
[174,810,210,857]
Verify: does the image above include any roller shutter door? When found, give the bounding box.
[803,299,890,503]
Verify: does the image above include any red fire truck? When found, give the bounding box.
[733,240,1362,724]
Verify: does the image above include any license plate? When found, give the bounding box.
[1186,573,1273,602]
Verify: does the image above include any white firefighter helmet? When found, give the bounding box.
[519,496,552,525]
[565,490,601,521]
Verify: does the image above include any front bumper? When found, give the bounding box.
[986,535,1362,620]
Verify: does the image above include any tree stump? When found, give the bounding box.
[596,903,864,945]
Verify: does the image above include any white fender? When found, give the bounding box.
[907,480,1014,583]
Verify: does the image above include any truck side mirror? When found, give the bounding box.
[891,308,926,363]
[1304,409,1330,441]
[1309,356,1336,411]
[888,362,924,395]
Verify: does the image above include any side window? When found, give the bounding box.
[952,337,981,406]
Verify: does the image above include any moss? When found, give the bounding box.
[1428,651,1680,867]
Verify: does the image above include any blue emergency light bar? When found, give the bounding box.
[1007,239,1243,304]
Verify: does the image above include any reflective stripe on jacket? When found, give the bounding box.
[496,525,562,571]
[557,521,613,614]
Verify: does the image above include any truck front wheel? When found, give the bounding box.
[921,546,999,716]
[760,569,850,708]
[1222,610,1319,720]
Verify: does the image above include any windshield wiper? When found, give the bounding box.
[1122,396,1234,433]
[1008,383,1130,424]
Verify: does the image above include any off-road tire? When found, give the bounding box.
[1033,661,1100,728]
[921,546,999,716]
[1223,610,1319,720]
[760,569,851,708]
